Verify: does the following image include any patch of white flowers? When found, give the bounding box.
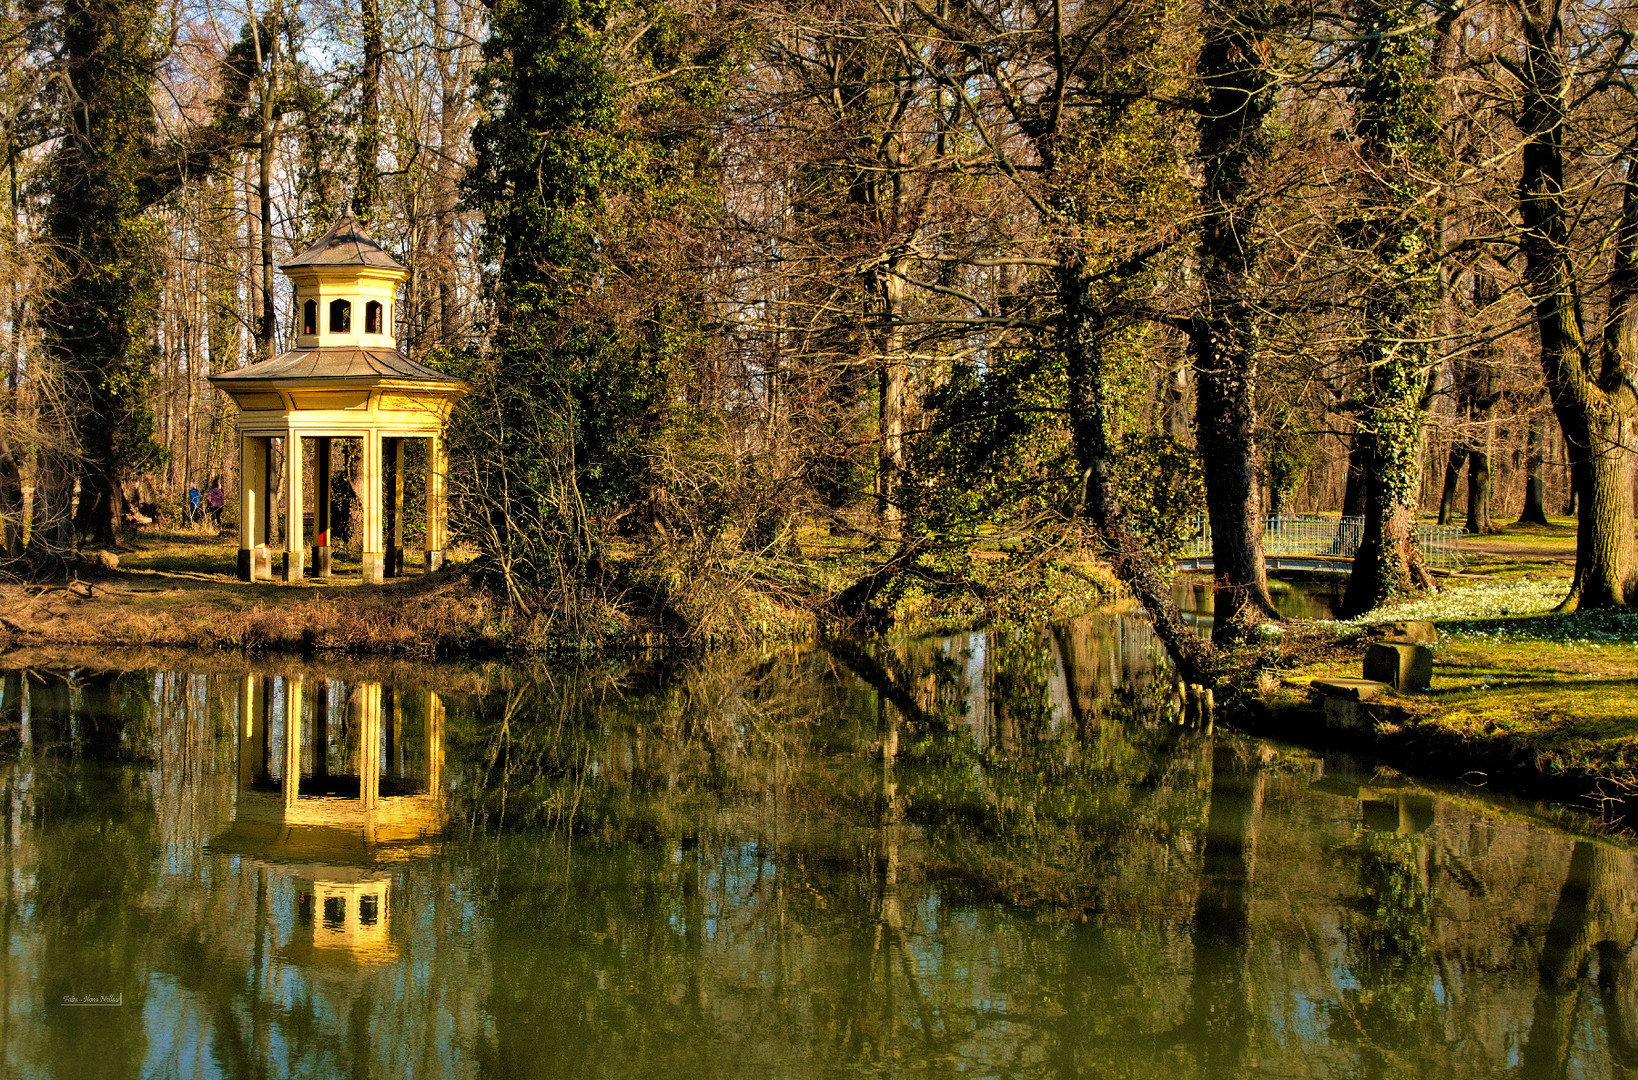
[1326,577,1638,648]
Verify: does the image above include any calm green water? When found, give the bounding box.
[0,617,1632,1078]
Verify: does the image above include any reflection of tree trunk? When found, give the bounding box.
[867,693,938,1052]
[1181,741,1265,1071]
[683,838,707,1011]
[1597,939,1638,1070]
[1053,620,1102,730]
[1522,841,1638,1078]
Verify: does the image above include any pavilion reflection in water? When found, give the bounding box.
[209,676,448,976]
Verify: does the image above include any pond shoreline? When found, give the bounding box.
[4,532,1633,828]
[1241,684,1636,829]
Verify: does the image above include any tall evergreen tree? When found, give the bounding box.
[454,0,740,612]
[44,0,173,546]
[40,0,247,548]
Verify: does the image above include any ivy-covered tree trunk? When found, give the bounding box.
[1060,256,1212,684]
[1190,0,1281,643]
[46,0,171,548]
[355,0,384,220]
[1341,0,1445,616]
[1516,0,1638,610]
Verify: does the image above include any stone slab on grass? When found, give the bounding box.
[1311,677,1392,702]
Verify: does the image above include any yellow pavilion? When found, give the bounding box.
[209,213,467,584]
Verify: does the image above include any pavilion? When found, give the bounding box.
[209,213,467,583]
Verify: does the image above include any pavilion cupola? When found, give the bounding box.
[282,211,407,349]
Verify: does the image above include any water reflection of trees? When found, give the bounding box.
[4,632,1638,1076]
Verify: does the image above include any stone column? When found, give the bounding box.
[386,438,406,577]
[238,436,269,581]
[314,438,333,578]
[361,430,385,583]
[425,433,447,571]
[426,690,445,793]
[352,682,382,811]
[283,675,304,810]
[387,686,402,779]
[283,431,304,581]
[237,675,259,790]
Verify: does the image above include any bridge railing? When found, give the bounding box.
[1180,514,1464,569]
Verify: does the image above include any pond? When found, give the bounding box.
[0,615,1630,1078]
[1173,575,1346,630]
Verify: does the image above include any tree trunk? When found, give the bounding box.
[1342,424,1370,519]
[356,0,384,220]
[252,14,278,360]
[432,0,463,346]
[1189,0,1280,643]
[1437,442,1466,525]
[1465,439,1492,534]
[1516,0,1638,610]
[1518,409,1550,525]
[875,260,906,539]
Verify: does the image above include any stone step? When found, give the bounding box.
[1310,677,1392,702]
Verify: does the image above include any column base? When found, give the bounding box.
[251,544,273,582]
[313,544,332,579]
[282,550,305,582]
[238,548,253,582]
[424,549,444,572]
[361,551,385,584]
[386,545,404,578]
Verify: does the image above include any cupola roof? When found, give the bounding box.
[210,347,464,385]
[281,211,406,273]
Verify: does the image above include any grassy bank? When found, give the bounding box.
[1255,519,1638,819]
[0,525,1113,657]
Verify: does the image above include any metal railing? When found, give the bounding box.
[1181,514,1464,569]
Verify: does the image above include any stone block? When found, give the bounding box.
[1323,695,1370,730]
[1363,641,1433,692]
[1374,619,1437,645]
[424,548,444,573]
[313,544,332,579]
[251,544,273,582]
[282,549,304,582]
[361,551,384,585]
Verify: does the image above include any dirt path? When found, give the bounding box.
[1460,541,1576,564]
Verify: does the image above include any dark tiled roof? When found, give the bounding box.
[209,348,465,385]
[280,212,407,271]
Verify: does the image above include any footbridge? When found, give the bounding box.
[1176,515,1463,577]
